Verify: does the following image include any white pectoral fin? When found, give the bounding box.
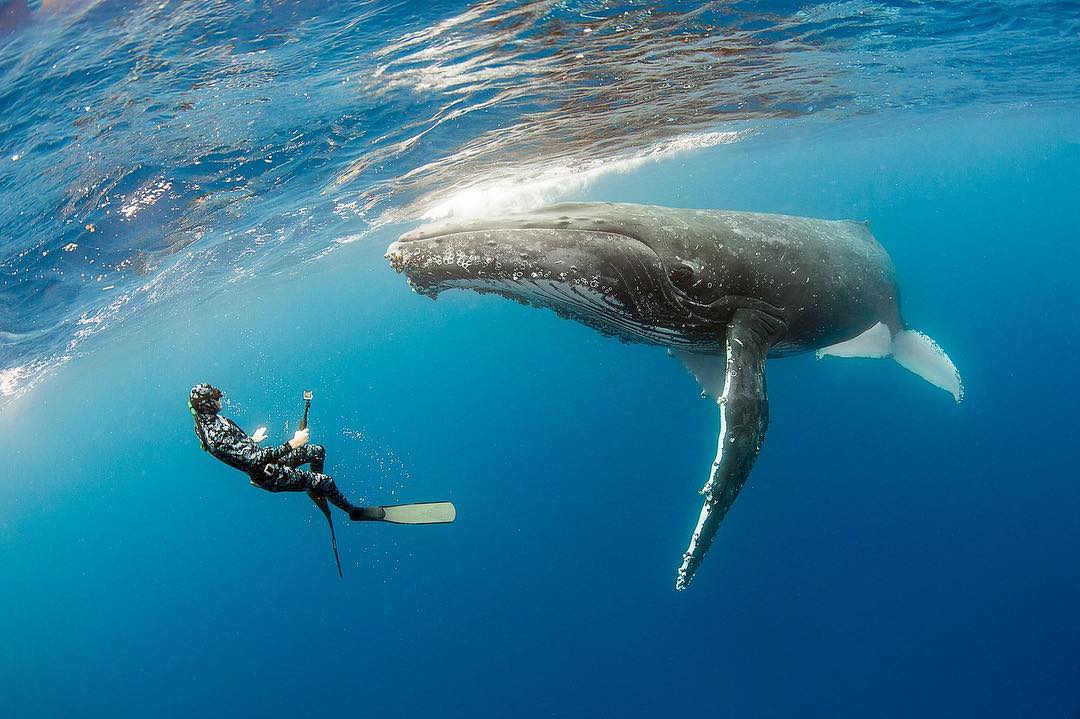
[672,349,727,402]
[892,330,963,402]
[817,321,963,403]
[816,321,892,359]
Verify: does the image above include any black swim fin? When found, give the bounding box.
[308,491,343,578]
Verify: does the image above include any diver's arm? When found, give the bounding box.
[202,418,271,468]
[250,441,295,465]
[250,428,308,465]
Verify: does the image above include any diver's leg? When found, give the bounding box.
[268,463,384,521]
[308,445,325,474]
[256,465,310,493]
[279,444,326,473]
[309,473,386,521]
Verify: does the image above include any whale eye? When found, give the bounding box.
[669,266,694,293]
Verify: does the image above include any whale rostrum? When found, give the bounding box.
[386,202,962,590]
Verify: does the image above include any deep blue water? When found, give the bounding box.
[2,2,1079,717]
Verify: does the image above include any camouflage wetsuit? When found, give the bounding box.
[194,412,371,517]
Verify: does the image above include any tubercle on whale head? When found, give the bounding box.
[385,239,443,299]
[386,227,624,295]
[384,239,410,274]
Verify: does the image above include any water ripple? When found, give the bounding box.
[0,0,1077,401]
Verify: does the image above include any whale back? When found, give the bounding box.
[533,203,902,354]
[391,202,903,355]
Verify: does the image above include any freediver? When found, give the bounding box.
[188,383,387,521]
[189,383,455,576]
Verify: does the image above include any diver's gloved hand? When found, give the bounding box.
[251,426,268,443]
[288,427,309,449]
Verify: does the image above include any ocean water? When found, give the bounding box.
[2,1,1079,717]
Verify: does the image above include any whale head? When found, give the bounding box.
[385,203,731,350]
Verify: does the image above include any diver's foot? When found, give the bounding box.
[349,506,386,521]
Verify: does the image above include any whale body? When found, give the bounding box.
[386,202,962,589]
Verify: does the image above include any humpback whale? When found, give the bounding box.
[386,202,962,590]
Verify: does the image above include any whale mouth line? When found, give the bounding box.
[385,225,715,348]
[386,226,660,294]
[389,225,715,315]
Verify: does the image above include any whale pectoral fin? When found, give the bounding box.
[892,330,963,402]
[672,349,727,399]
[675,308,781,591]
[816,322,963,402]
[815,321,892,359]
